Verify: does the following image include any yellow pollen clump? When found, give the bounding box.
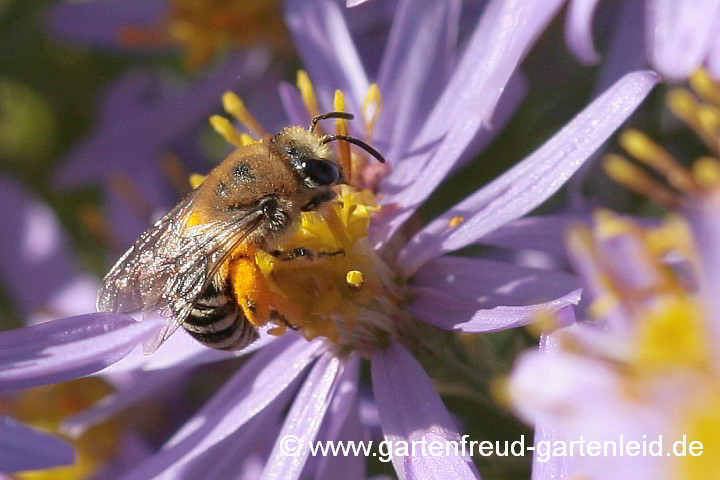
[631,296,711,374]
[297,70,319,119]
[346,270,364,289]
[449,216,465,228]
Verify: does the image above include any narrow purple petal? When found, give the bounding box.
[261,352,343,480]
[592,0,648,91]
[371,342,480,480]
[411,256,580,306]
[0,313,162,392]
[565,0,603,64]
[397,70,660,276]
[407,286,581,333]
[374,0,461,162]
[375,0,565,247]
[479,214,588,258]
[100,321,277,374]
[710,28,720,79]
[285,0,369,112]
[530,322,572,480]
[314,357,365,480]
[645,0,720,81]
[278,81,312,127]
[0,417,74,472]
[120,336,322,479]
[315,403,366,480]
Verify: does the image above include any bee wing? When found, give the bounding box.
[97,189,264,353]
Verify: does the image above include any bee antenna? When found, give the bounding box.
[308,112,355,133]
[321,134,386,164]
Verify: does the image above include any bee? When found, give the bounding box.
[96,111,384,353]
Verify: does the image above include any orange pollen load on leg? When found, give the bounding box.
[228,244,270,328]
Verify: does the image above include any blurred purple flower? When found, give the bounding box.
[509,209,720,479]
[55,51,285,248]
[565,0,720,82]
[2,1,660,478]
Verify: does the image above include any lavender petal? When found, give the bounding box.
[374,0,461,162]
[645,0,720,81]
[0,313,162,392]
[375,0,565,247]
[565,0,603,64]
[411,256,580,306]
[120,335,323,479]
[397,70,660,276]
[0,417,74,472]
[371,342,480,479]
[261,352,343,480]
[407,286,581,333]
[285,0,369,112]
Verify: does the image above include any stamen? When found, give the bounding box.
[619,129,698,193]
[603,154,680,207]
[221,91,269,138]
[297,70,319,119]
[690,69,720,108]
[691,156,720,189]
[697,104,720,146]
[189,174,206,189]
[363,83,383,139]
[333,90,352,180]
[668,88,717,150]
[448,216,465,228]
[209,115,256,147]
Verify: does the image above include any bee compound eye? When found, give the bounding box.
[302,159,339,186]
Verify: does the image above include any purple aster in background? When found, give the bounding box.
[565,0,720,82]
[1,0,660,478]
[54,51,286,248]
[509,72,720,480]
[509,210,720,480]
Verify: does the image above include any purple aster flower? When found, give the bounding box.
[2,1,660,478]
[509,209,720,480]
[55,51,286,248]
[565,0,720,82]
[509,72,720,479]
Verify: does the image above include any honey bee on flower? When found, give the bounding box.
[97,93,385,353]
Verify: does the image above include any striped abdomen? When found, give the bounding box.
[183,283,258,350]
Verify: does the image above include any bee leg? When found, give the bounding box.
[229,257,270,327]
[270,247,345,262]
[270,310,298,330]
